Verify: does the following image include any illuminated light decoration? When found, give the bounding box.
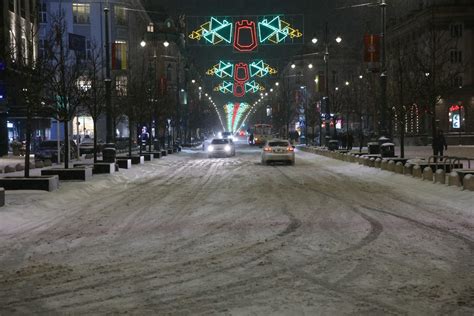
[207,60,234,78]
[258,16,302,44]
[189,17,233,45]
[217,81,234,94]
[233,20,258,52]
[249,60,278,78]
[245,80,261,93]
[233,82,246,98]
[234,62,250,82]
[231,102,241,131]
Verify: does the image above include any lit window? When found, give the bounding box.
[116,75,128,96]
[73,3,90,24]
[147,23,154,33]
[114,6,127,26]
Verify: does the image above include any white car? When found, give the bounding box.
[261,139,295,165]
[208,138,235,158]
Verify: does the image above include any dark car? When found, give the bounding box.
[35,140,78,162]
[78,137,104,155]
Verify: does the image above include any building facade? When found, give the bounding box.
[387,0,474,145]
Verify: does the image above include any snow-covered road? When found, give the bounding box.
[1,144,473,314]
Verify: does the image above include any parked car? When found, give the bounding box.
[78,137,104,155]
[207,138,235,158]
[261,139,295,165]
[35,140,78,162]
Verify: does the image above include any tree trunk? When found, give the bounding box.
[64,119,70,169]
[400,121,405,159]
[93,120,98,163]
[128,119,133,157]
[24,108,32,178]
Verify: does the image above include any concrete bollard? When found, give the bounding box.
[387,160,395,172]
[381,160,388,170]
[463,174,474,191]
[422,167,434,181]
[369,158,375,167]
[447,171,461,187]
[375,158,382,169]
[412,165,422,178]
[434,169,446,184]
[395,162,404,174]
[403,163,413,176]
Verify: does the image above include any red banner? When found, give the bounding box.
[364,34,380,63]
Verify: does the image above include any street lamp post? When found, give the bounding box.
[104,7,113,146]
[379,0,388,140]
[323,22,331,145]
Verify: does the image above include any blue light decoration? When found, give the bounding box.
[258,16,302,44]
[189,17,233,45]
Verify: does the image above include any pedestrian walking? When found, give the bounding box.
[432,129,447,161]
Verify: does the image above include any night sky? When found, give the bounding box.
[143,0,409,104]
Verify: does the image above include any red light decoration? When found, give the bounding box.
[234,62,249,82]
[233,20,258,52]
[449,104,462,112]
[234,82,246,97]
[231,102,240,131]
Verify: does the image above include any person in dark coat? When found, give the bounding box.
[347,132,354,150]
[432,129,447,161]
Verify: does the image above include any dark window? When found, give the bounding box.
[39,2,47,23]
[21,0,26,17]
[450,24,463,38]
[450,50,462,63]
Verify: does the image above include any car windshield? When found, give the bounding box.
[269,141,289,147]
[211,139,229,145]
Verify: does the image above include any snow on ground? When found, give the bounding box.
[0,144,473,314]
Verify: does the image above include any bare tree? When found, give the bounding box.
[411,13,465,155]
[82,43,106,163]
[42,13,86,169]
[5,13,50,177]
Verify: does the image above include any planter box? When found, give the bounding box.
[141,153,153,161]
[0,175,59,191]
[144,151,162,159]
[0,188,4,206]
[42,168,92,181]
[74,163,115,174]
[118,155,144,165]
[116,158,132,169]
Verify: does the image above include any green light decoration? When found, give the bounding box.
[207,61,234,78]
[258,16,302,44]
[189,17,233,45]
[224,102,251,132]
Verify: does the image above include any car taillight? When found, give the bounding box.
[287,147,294,152]
[264,147,272,152]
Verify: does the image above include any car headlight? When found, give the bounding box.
[224,145,231,152]
[208,145,214,152]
